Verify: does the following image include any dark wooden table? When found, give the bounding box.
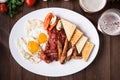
[0,0,120,80]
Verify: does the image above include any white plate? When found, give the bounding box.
[9,8,99,77]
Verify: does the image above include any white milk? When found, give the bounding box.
[79,0,106,12]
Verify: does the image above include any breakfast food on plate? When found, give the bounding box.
[60,38,68,64]
[43,13,53,30]
[57,40,63,60]
[16,12,94,64]
[49,15,58,30]
[16,19,48,63]
[70,29,83,47]
[66,47,73,61]
[82,41,94,61]
[61,19,76,41]
[76,36,88,54]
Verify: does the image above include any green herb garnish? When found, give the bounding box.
[7,0,24,18]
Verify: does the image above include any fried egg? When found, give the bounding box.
[16,19,48,63]
[25,19,48,50]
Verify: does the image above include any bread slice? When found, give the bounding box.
[82,41,94,61]
[71,29,83,47]
[76,36,88,54]
[61,19,76,41]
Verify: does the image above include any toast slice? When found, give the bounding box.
[71,29,83,47]
[76,36,88,54]
[61,19,76,41]
[82,41,94,61]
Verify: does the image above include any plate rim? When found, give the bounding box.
[9,7,100,77]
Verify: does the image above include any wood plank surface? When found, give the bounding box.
[0,13,10,80]
[0,0,120,80]
[9,6,23,80]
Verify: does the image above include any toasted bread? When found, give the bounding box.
[82,41,94,61]
[76,36,88,54]
[71,29,83,47]
[61,19,76,41]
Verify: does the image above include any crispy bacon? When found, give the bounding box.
[57,40,62,60]
[60,38,68,64]
[39,28,66,63]
[38,47,51,63]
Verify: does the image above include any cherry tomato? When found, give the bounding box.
[0,4,8,13]
[25,0,36,7]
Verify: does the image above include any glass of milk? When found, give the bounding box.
[98,9,120,36]
[79,0,107,12]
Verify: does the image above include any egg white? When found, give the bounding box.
[16,37,41,63]
[16,19,48,63]
[25,19,48,51]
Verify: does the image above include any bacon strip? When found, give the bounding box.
[38,46,51,63]
[72,56,82,59]
[57,40,63,61]
[60,38,68,64]
[72,46,77,57]
[72,46,82,59]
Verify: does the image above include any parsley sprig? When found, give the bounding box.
[7,0,24,18]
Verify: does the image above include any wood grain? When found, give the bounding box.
[0,12,10,80]
[9,6,23,80]
[110,36,120,80]
[0,0,120,80]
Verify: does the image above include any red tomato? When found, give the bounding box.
[0,4,8,13]
[25,0,36,7]
[44,13,53,30]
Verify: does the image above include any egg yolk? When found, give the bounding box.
[37,33,47,44]
[27,41,39,54]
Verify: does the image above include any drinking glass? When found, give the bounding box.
[79,0,107,13]
[98,9,120,36]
